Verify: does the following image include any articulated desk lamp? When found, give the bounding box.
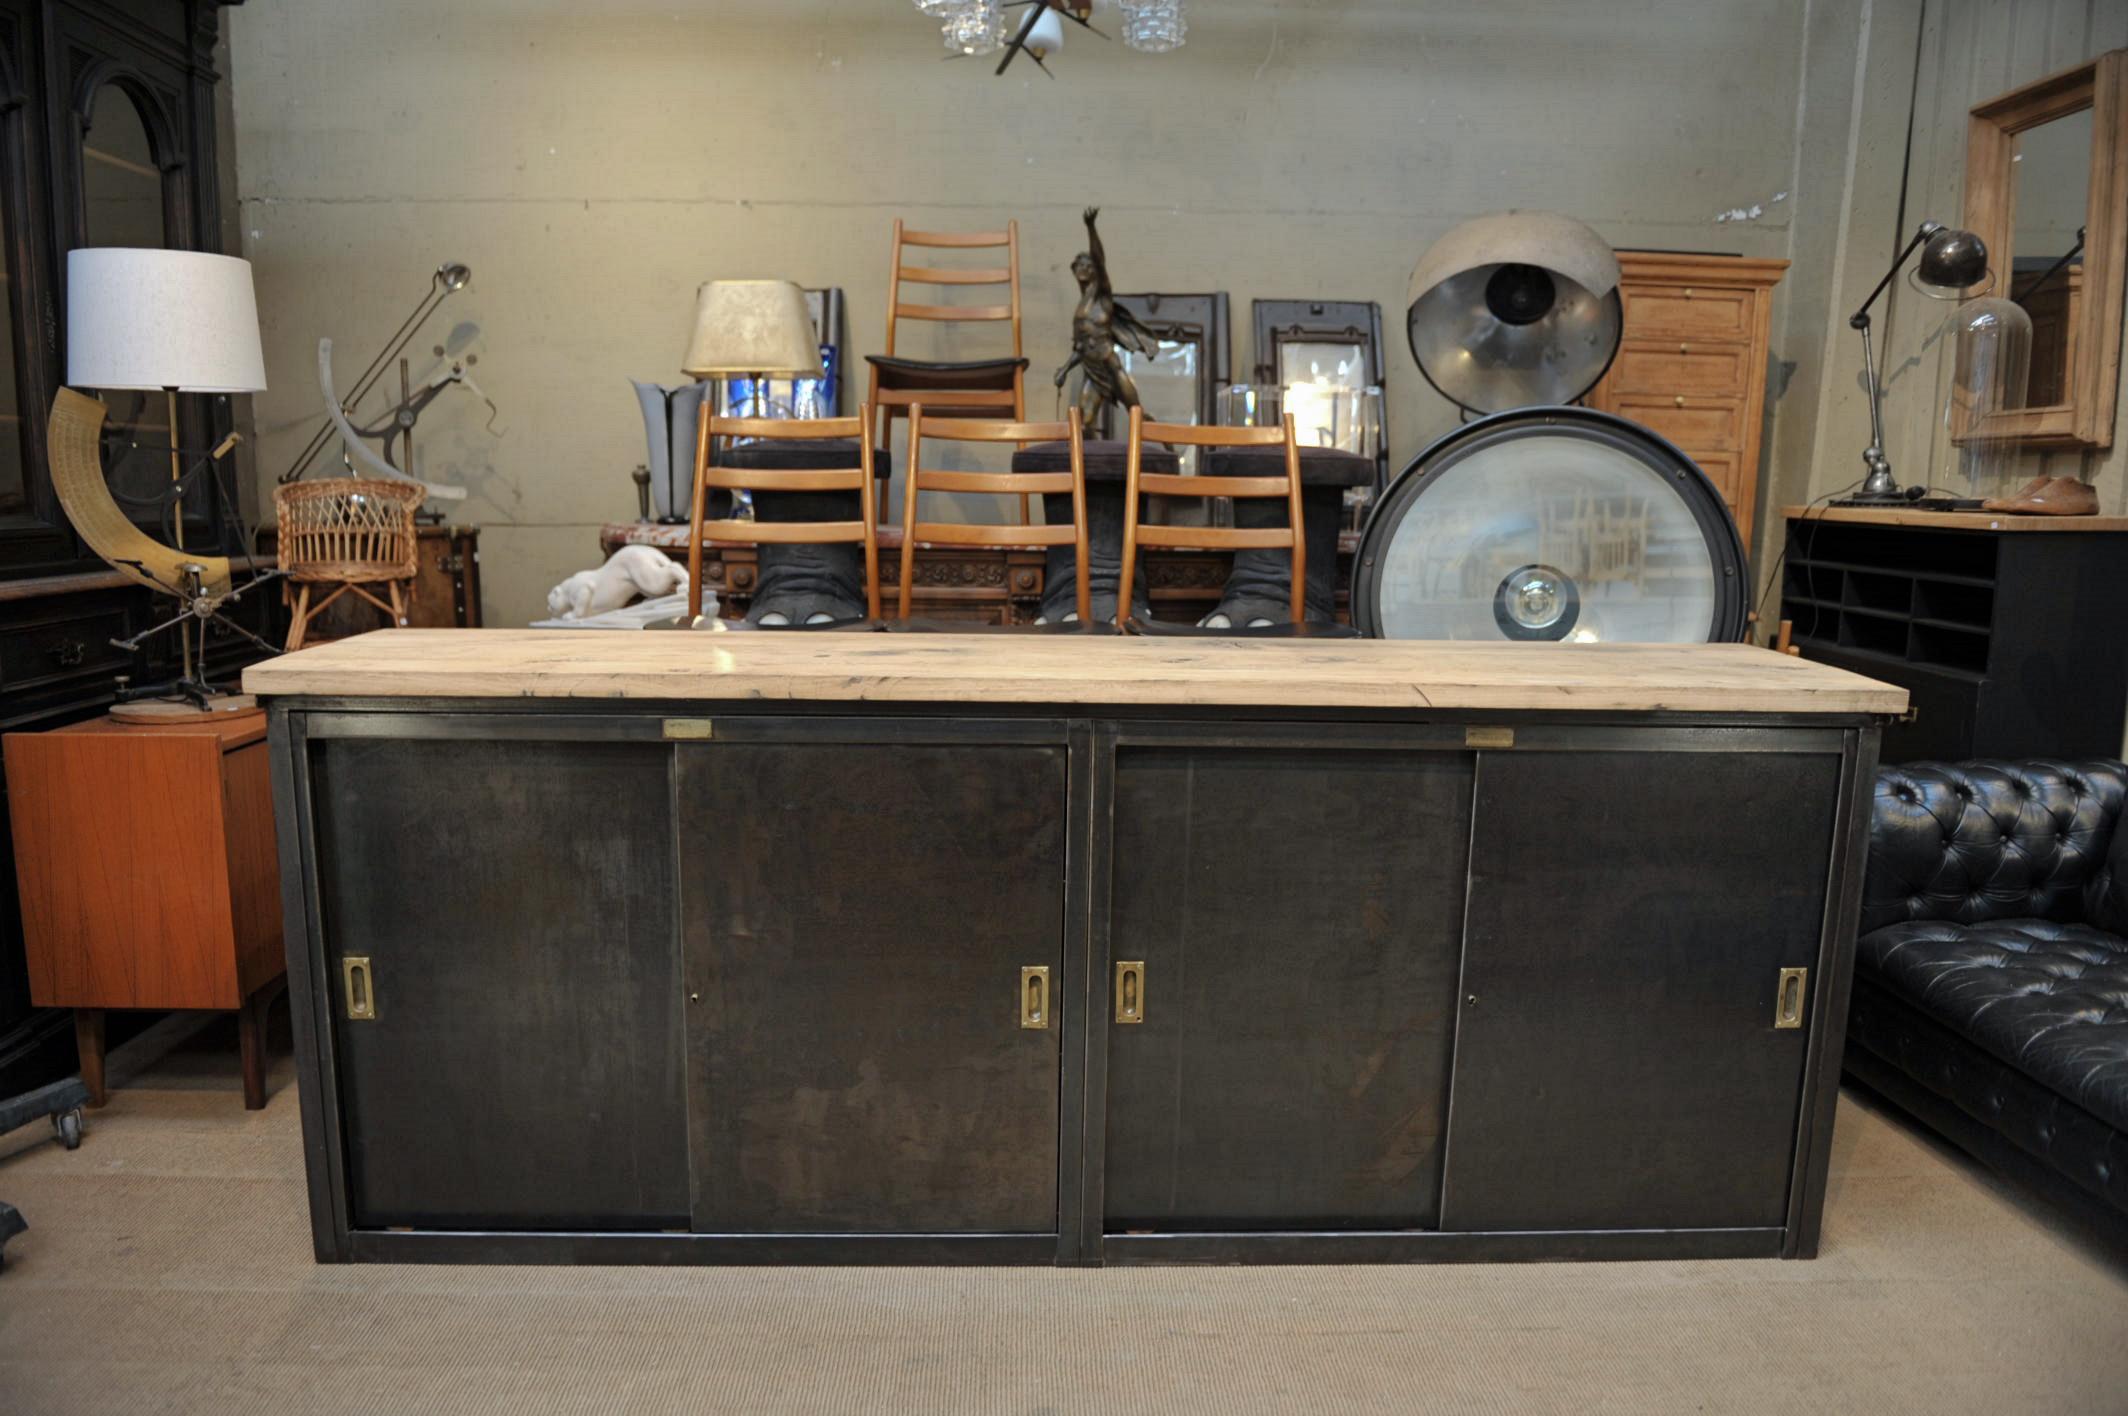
[1841,221,1990,505]
[49,249,277,717]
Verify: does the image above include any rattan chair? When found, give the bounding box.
[274,478,424,651]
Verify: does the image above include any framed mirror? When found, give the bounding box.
[1962,50,2127,449]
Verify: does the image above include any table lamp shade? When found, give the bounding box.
[682,279,822,378]
[66,248,267,393]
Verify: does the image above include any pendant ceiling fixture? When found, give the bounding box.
[917,0,1184,76]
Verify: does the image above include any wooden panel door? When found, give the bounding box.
[1441,748,1839,1233]
[1104,745,1473,1231]
[311,737,689,1231]
[680,740,1067,1234]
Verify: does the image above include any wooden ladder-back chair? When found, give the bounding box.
[1118,406,1311,634]
[688,408,881,624]
[867,221,1028,493]
[899,407,1090,626]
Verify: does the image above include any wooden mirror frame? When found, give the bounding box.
[1962,50,2128,449]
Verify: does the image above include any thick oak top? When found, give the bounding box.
[243,630,1908,716]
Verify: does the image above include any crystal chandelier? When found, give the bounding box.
[941,0,1005,56]
[1119,0,1186,53]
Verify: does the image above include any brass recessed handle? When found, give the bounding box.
[343,955,377,1021]
[1020,966,1050,1029]
[1774,967,1808,1029]
[1115,961,1145,1024]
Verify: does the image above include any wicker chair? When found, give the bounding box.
[274,478,424,651]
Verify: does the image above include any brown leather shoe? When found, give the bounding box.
[1986,473,2052,506]
[1983,475,2099,515]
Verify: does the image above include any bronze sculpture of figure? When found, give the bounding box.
[1056,207,1166,434]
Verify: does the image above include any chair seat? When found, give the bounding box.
[1123,615,1362,639]
[1858,917,2128,1130]
[866,355,1028,393]
[1205,445,1377,487]
[1011,438,1177,483]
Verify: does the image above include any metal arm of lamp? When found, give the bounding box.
[1848,221,1989,503]
[279,261,472,485]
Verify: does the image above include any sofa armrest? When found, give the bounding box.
[1861,760,2127,934]
[2092,791,2128,934]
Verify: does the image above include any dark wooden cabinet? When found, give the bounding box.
[1780,510,2128,761]
[0,0,251,1106]
[274,702,1874,1267]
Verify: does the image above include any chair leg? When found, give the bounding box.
[387,580,408,629]
[284,583,311,652]
[74,1008,106,1108]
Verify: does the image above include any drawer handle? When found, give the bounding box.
[51,638,86,668]
[1674,395,1686,407]
[1115,960,1145,1024]
[343,955,377,1021]
[1773,967,1808,1029]
[1020,965,1050,1030]
[1678,342,1689,355]
[1683,287,1694,298]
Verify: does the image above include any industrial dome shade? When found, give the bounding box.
[1405,210,1624,414]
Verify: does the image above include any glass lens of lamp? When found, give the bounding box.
[1363,421,1725,643]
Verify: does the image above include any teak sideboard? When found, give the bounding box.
[247,632,1903,1267]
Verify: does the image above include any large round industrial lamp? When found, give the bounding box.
[1355,407,1747,644]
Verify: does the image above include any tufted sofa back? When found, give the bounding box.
[1860,760,2128,935]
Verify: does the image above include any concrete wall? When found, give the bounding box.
[226,0,1849,625]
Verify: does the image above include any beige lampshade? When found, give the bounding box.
[681,279,823,378]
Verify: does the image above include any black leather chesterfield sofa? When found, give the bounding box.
[1844,759,2128,1246]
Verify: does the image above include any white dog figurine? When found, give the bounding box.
[546,546,688,620]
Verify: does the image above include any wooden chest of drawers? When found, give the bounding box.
[1585,253,1788,543]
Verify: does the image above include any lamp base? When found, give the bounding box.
[110,693,258,724]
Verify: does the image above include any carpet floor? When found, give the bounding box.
[0,1011,2124,1415]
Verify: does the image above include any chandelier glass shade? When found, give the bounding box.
[941,0,1005,56]
[1120,0,1186,52]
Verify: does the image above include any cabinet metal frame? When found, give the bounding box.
[270,700,1877,1266]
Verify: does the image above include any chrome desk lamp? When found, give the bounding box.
[1844,222,1989,505]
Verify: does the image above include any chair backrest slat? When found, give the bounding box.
[900,405,1088,622]
[895,301,1015,324]
[686,404,881,622]
[1119,406,1307,628]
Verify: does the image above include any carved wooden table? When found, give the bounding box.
[251,633,1903,1267]
[599,521,1360,625]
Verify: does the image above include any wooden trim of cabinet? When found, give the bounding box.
[1612,252,1792,287]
